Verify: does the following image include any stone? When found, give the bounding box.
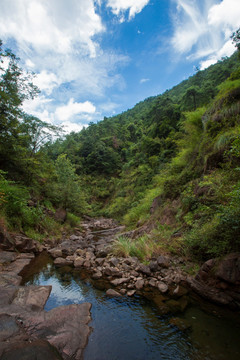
[24,303,92,360]
[48,248,63,258]
[135,279,145,290]
[54,257,72,267]
[169,317,191,331]
[173,285,188,298]
[215,253,240,284]
[69,234,81,241]
[74,257,85,268]
[149,260,158,272]
[120,289,127,295]
[157,281,168,293]
[110,278,129,286]
[95,258,105,266]
[12,285,52,311]
[127,290,136,297]
[92,271,102,280]
[138,264,151,276]
[83,260,91,268]
[0,314,20,342]
[157,255,170,268]
[54,208,67,223]
[148,278,157,287]
[106,289,122,297]
[109,257,120,267]
[0,339,63,360]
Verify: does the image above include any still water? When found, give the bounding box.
[21,253,240,360]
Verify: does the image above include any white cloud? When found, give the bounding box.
[171,0,240,67]
[140,78,150,84]
[55,99,96,122]
[0,0,104,57]
[0,0,129,131]
[60,121,88,134]
[106,0,150,20]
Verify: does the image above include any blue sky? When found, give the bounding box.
[1,0,240,133]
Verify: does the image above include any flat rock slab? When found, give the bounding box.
[24,303,92,360]
[12,285,52,311]
[0,339,63,360]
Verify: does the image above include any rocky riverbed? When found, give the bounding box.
[46,217,240,312]
[0,251,91,360]
[0,217,240,359]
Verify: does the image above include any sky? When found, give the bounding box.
[0,0,240,133]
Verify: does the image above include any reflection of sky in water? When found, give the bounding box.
[24,257,240,360]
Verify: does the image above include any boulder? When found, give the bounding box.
[157,255,170,268]
[12,285,52,311]
[48,248,62,259]
[0,339,63,360]
[138,264,151,276]
[54,209,67,223]
[215,253,240,284]
[74,257,85,268]
[135,279,145,290]
[54,257,72,267]
[23,303,91,360]
[92,271,102,280]
[157,281,168,293]
[110,278,129,286]
[106,289,122,297]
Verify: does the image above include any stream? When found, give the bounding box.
[21,251,240,360]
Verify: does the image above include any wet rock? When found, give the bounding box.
[92,271,102,280]
[157,256,170,268]
[0,251,17,264]
[157,281,168,293]
[103,267,119,277]
[95,258,105,266]
[110,278,129,286]
[173,285,188,298]
[74,257,85,268]
[120,289,127,295]
[0,314,20,342]
[54,208,67,224]
[48,248,63,258]
[149,260,158,272]
[148,278,157,287]
[127,290,136,297]
[106,289,122,297]
[135,279,145,290]
[24,303,91,360]
[0,339,63,360]
[166,297,188,313]
[69,234,82,241]
[169,317,191,331]
[109,257,119,267]
[83,260,91,268]
[215,253,240,284]
[54,257,72,267]
[138,264,151,276]
[12,285,52,311]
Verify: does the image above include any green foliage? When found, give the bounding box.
[66,213,81,227]
[112,235,155,260]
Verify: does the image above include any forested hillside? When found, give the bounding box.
[1,34,240,262]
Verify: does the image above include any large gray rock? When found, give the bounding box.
[12,285,52,311]
[215,253,240,284]
[0,339,63,360]
[106,289,122,297]
[23,303,92,360]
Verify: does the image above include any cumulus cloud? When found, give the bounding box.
[55,99,96,122]
[0,0,104,57]
[106,0,150,20]
[0,0,130,130]
[171,0,240,68]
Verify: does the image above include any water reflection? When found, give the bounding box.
[21,253,240,360]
